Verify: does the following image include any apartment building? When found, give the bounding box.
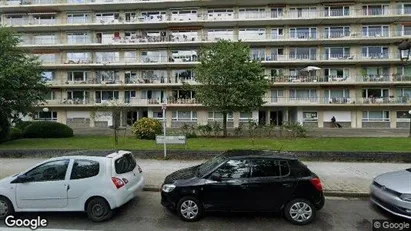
[1,0,411,129]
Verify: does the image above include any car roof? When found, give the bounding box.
[45,150,132,162]
[221,149,298,160]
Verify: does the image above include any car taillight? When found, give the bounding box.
[137,164,142,173]
[310,177,323,192]
[112,177,125,189]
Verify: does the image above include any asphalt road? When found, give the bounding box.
[0,192,400,231]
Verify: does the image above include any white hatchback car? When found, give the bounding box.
[0,150,144,222]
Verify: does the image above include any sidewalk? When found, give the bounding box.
[0,158,408,196]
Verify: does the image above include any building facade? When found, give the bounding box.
[1,0,411,129]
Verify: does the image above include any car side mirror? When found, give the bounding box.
[210,173,221,181]
[11,175,32,184]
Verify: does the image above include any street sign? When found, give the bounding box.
[161,103,167,110]
[156,135,186,144]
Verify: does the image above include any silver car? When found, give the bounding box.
[370,168,411,219]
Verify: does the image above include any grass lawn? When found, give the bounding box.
[0,136,410,152]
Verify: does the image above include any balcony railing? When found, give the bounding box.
[263,97,411,105]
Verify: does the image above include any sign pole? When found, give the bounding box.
[162,100,167,158]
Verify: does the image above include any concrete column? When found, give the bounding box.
[197,110,208,125]
[233,112,240,128]
[390,110,397,128]
[119,90,125,104]
[252,111,258,122]
[317,109,324,128]
[284,108,289,123]
[266,111,270,125]
[351,110,357,128]
[57,110,67,125]
[89,111,95,127]
[147,109,153,118]
[356,110,362,128]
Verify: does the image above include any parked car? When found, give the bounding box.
[370,169,411,219]
[161,150,325,225]
[0,150,144,222]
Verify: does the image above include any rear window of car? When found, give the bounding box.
[251,159,290,177]
[70,160,100,180]
[115,153,136,174]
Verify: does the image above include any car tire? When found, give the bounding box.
[0,196,14,219]
[177,196,203,222]
[86,197,113,222]
[284,198,316,225]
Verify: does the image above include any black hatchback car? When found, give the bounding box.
[161,150,325,225]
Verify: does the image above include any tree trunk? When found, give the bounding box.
[222,112,227,137]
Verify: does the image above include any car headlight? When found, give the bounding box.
[400,194,411,202]
[162,184,176,193]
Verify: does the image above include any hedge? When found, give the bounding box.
[24,121,74,138]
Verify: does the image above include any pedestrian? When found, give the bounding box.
[331,116,342,128]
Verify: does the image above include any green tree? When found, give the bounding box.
[0,27,49,140]
[188,40,268,137]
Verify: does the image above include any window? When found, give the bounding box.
[324,26,350,38]
[249,48,266,61]
[141,11,167,22]
[251,159,289,177]
[324,6,349,17]
[214,159,249,179]
[141,50,167,63]
[362,111,390,122]
[207,9,234,20]
[361,25,389,37]
[361,46,389,58]
[362,88,389,98]
[238,8,266,19]
[171,9,198,21]
[172,111,197,121]
[303,112,318,121]
[289,7,317,18]
[325,89,350,99]
[170,50,198,62]
[363,4,389,16]
[67,71,88,82]
[153,111,163,119]
[95,51,120,63]
[67,52,89,62]
[95,12,120,23]
[324,47,350,59]
[41,71,54,81]
[207,29,234,41]
[271,8,284,18]
[115,153,136,174]
[70,160,100,180]
[290,89,317,99]
[239,112,252,122]
[289,47,317,60]
[67,13,89,24]
[67,32,89,44]
[208,111,233,121]
[239,28,266,41]
[34,111,57,121]
[397,111,411,119]
[290,27,317,39]
[24,160,70,182]
[271,28,284,39]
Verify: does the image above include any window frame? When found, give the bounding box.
[70,159,100,180]
[249,158,290,178]
[22,159,70,183]
[211,159,251,180]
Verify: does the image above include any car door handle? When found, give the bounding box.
[282,183,292,188]
[66,184,70,191]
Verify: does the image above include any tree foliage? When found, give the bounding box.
[187,40,268,136]
[0,27,49,125]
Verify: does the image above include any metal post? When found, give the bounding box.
[163,99,167,158]
[409,110,411,138]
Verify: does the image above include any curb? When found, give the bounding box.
[143,185,370,198]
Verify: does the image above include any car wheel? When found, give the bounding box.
[177,196,203,222]
[0,196,13,219]
[86,198,113,222]
[284,198,316,225]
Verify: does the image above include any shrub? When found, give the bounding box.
[211,122,222,137]
[15,121,35,130]
[281,122,308,138]
[24,121,74,138]
[247,119,258,138]
[9,127,23,140]
[181,123,197,138]
[197,124,212,137]
[131,117,163,140]
[234,124,243,136]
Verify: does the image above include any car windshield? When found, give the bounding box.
[197,154,227,176]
